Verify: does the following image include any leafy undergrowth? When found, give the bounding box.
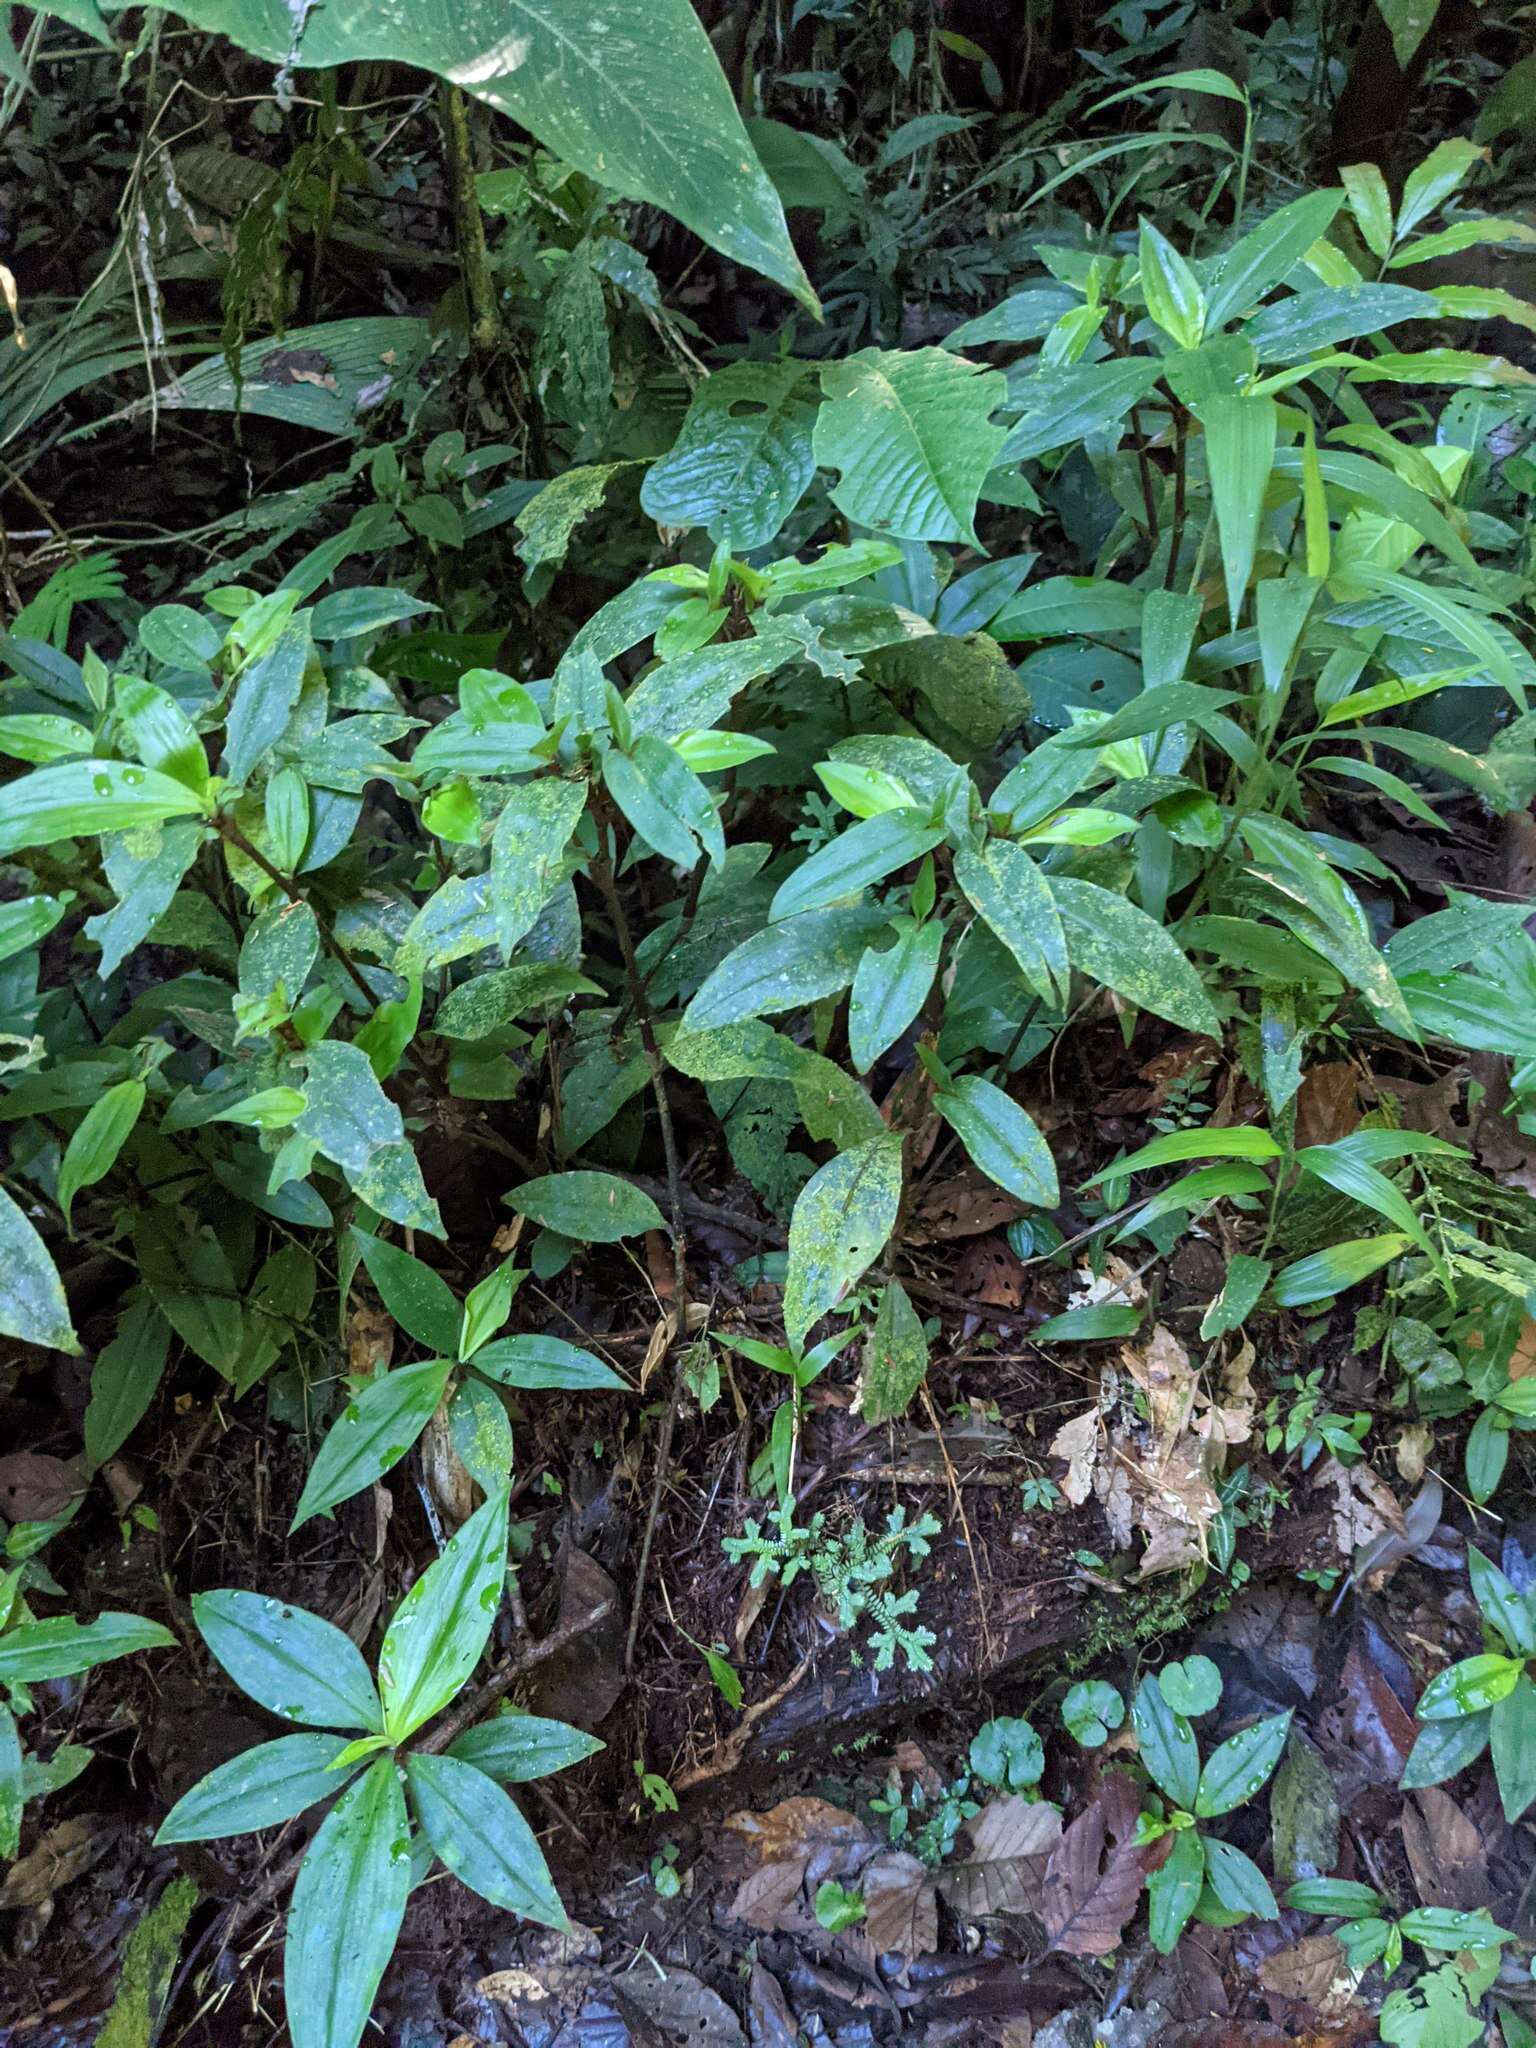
[4,1,1536,2045]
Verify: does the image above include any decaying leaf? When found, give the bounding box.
[936,1794,1063,1920]
[345,1302,394,1377]
[725,1797,871,1932]
[859,1848,939,1958]
[1258,1933,1359,2018]
[1315,1455,1404,1560]
[1041,1772,1162,1956]
[0,1817,107,1910]
[0,1452,85,1524]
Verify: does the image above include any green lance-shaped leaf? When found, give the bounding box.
[953,839,1068,1007]
[379,1488,510,1742]
[353,1230,460,1357]
[0,759,207,856]
[1195,1710,1292,1816]
[783,1134,904,1350]
[0,1707,19,1861]
[641,360,818,550]
[503,1170,664,1243]
[771,808,945,922]
[1202,393,1277,628]
[1147,1827,1204,1953]
[848,921,944,1074]
[226,620,310,786]
[296,1040,442,1238]
[292,1359,454,1531]
[855,1279,929,1425]
[934,1074,1058,1206]
[489,778,588,958]
[1139,218,1206,348]
[471,1336,627,1391]
[0,1611,174,1685]
[156,1732,367,1843]
[683,903,887,1031]
[1416,1653,1526,1721]
[406,1752,569,1927]
[84,1295,170,1468]
[193,1589,384,1730]
[1270,1235,1409,1306]
[0,892,70,966]
[284,1758,411,2048]
[448,1711,605,1784]
[1133,1675,1200,1810]
[57,1079,145,1229]
[159,0,812,308]
[813,347,1006,545]
[0,1185,79,1352]
[1052,877,1220,1037]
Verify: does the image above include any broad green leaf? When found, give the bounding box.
[1148,1827,1204,1953]
[156,1732,364,1843]
[226,620,309,786]
[470,1335,627,1391]
[1200,1253,1271,1340]
[379,1487,509,1741]
[1397,137,1485,237]
[1133,1675,1200,1808]
[434,966,601,1040]
[0,1707,18,1861]
[1052,877,1220,1037]
[1086,1124,1282,1184]
[1195,1710,1292,1815]
[0,1185,79,1352]
[490,779,588,959]
[625,633,798,742]
[285,1759,410,2048]
[1205,189,1345,330]
[292,1359,454,1531]
[1271,1234,1409,1305]
[114,675,208,796]
[999,358,1164,465]
[1490,1675,1536,1821]
[1296,1141,1434,1257]
[683,903,885,1031]
[1389,216,1536,265]
[449,1710,603,1784]
[641,361,817,549]
[354,1231,460,1357]
[935,1075,1058,1205]
[855,1279,928,1424]
[1466,1548,1536,1657]
[85,821,205,980]
[991,576,1145,641]
[783,1134,905,1350]
[84,1296,170,1468]
[297,1040,442,1237]
[1116,1163,1271,1238]
[1284,1877,1384,1917]
[1416,1653,1524,1720]
[1399,1906,1515,1950]
[164,0,810,301]
[57,1079,145,1229]
[1139,219,1206,347]
[770,809,944,921]
[134,1214,244,1378]
[1056,682,1239,751]
[194,1588,383,1729]
[504,1171,663,1243]
[0,715,93,764]
[1031,1303,1143,1341]
[0,759,206,855]
[848,921,944,1073]
[813,347,1006,545]
[817,759,919,818]
[954,839,1067,1006]
[0,1611,174,1685]
[310,588,436,640]
[665,1018,884,1150]
[1247,283,1437,361]
[405,1752,568,1926]
[1203,393,1276,627]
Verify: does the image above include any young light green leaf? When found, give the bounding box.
[458,1260,522,1361]
[284,1758,410,2048]
[813,347,1006,545]
[0,1185,79,1352]
[504,1171,664,1243]
[935,1074,1058,1206]
[1416,1653,1525,1720]
[0,760,207,855]
[1270,1235,1409,1306]
[784,1134,904,1350]
[1340,162,1395,258]
[156,1732,365,1843]
[57,1079,144,1229]
[193,1589,384,1730]
[1397,137,1486,237]
[1139,219,1206,348]
[379,1487,509,1741]
[1202,393,1276,627]
[405,1752,569,1926]
[0,1611,173,1685]
[291,1359,454,1531]
[1205,189,1344,330]
[1085,1124,1282,1184]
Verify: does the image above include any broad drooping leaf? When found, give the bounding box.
[285,1758,411,2048]
[292,1358,455,1530]
[193,1589,384,1730]
[0,1612,174,1685]
[856,1278,929,1423]
[813,348,1006,544]
[149,0,811,306]
[641,361,818,549]
[783,1134,904,1349]
[1052,878,1220,1037]
[296,1040,443,1237]
[489,779,588,958]
[0,1185,79,1352]
[503,1171,664,1243]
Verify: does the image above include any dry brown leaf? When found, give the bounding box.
[346,1303,394,1378]
[420,1399,475,1527]
[1070,1254,1146,1308]
[936,1795,1063,1920]
[1294,1063,1361,1149]
[1258,1934,1358,2017]
[0,1453,84,1523]
[1509,1315,1536,1381]
[1049,1407,1100,1506]
[522,1551,624,1731]
[725,1797,871,1932]
[1395,1424,1434,1483]
[0,1818,104,1909]
[1314,1457,1403,1559]
[1041,1773,1161,1956]
[1402,1788,1492,1912]
[910,1173,1024,1244]
[859,1849,938,1959]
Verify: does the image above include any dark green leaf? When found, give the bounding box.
[1195,1712,1292,1817]
[448,1711,604,1784]
[471,1335,627,1390]
[285,1759,410,2048]
[353,1231,460,1357]
[504,1171,664,1243]
[194,1589,383,1730]
[405,1752,568,1926]
[292,1359,453,1531]
[379,1488,509,1741]
[156,1733,365,1843]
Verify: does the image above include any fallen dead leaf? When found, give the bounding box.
[1041,1773,1163,1956]
[909,1173,1023,1243]
[1314,1456,1403,1560]
[1258,1933,1359,2018]
[936,1795,1063,1920]
[1394,1424,1434,1483]
[346,1302,394,1378]
[420,1398,475,1528]
[1049,1406,1100,1507]
[1070,1254,1147,1308]
[1294,1064,1361,1149]
[1402,1788,1493,1912]
[725,1797,871,1932]
[0,1818,106,1909]
[859,1848,938,1960]
[0,1452,84,1523]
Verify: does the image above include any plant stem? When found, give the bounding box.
[440,82,501,355]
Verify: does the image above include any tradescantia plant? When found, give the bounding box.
[156,1490,601,2048]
